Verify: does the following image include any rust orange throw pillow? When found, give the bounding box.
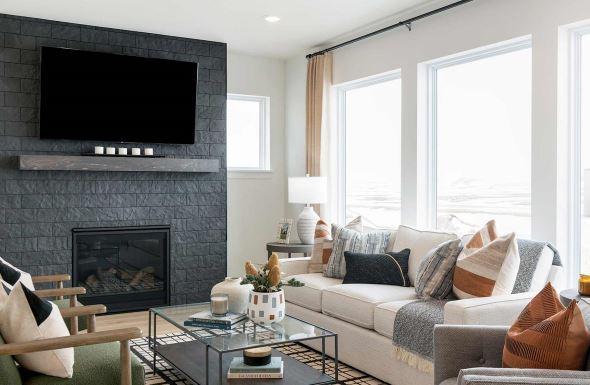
[503,283,590,370]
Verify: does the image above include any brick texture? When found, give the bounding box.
[0,14,227,305]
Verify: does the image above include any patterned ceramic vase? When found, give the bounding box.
[211,277,252,314]
[247,290,285,325]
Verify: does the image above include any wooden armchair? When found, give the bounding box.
[0,305,144,385]
[31,274,88,334]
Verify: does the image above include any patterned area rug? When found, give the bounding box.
[130,332,386,384]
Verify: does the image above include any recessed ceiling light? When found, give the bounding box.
[265,15,281,23]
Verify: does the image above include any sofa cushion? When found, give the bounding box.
[322,284,417,328]
[283,273,342,312]
[20,342,144,385]
[374,299,419,338]
[389,225,457,286]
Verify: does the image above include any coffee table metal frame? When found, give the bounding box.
[148,303,339,385]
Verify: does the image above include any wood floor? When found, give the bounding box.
[96,310,180,336]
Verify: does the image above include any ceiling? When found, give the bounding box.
[0,0,439,58]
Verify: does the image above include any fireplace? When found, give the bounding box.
[72,226,170,313]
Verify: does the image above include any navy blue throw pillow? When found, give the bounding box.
[343,249,411,286]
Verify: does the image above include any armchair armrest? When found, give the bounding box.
[458,368,590,385]
[434,325,508,385]
[281,257,311,277]
[0,327,142,385]
[35,287,86,298]
[31,274,71,284]
[444,292,534,325]
[0,327,141,355]
[60,304,106,333]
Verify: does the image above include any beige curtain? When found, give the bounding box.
[306,53,332,179]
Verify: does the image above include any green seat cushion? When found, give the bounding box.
[52,299,88,332]
[20,342,144,385]
[0,334,22,385]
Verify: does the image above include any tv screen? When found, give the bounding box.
[40,47,198,144]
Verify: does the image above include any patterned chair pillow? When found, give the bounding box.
[324,226,390,279]
[342,249,411,286]
[503,283,590,370]
[415,239,462,299]
[0,257,34,291]
[308,217,362,274]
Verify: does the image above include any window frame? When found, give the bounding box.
[563,25,590,284]
[226,93,271,172]
[424,37,533,229]
[334,71,402,227]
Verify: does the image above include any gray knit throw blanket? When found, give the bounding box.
[391,240,562,373]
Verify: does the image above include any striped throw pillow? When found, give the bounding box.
[415,239,462,299]
[452,221,520,299]
[325,226,390,279]
[308,217,362,274]
[503,283,590,370]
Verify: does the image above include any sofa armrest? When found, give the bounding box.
[280,257,311,277]
[434,325,508,385]
[458,368,590,385]
[444,292,533,326]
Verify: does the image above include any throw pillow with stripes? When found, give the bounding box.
[503,283,590,370]
[325,226,390,279]
[415,239,462,299]
[307,217,362,274]
[452,220,521,299]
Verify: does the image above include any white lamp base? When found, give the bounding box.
[297,206,319,245]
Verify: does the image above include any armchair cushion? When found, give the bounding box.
[0,334,22,385]
[52,299,87,332]
[458,367,590,385]
[20,342,144,385]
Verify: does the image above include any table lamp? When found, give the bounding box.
[288,175,327,244]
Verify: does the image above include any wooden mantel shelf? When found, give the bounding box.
[17,155,220,173]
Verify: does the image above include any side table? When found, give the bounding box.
[560,288,590,307]
[266,242,313,259]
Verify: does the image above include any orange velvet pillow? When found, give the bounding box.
[503,283,590,370]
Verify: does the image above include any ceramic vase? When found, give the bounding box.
[211,277,252,314]
[247,289,285,325]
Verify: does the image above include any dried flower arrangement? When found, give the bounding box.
[241,253,304,293]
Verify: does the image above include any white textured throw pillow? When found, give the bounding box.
[0,257,35,291]
[389,225,458,286]
[453,220,520,299]
[0,283,74,378]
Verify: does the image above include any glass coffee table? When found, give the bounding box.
[149,303,338,385]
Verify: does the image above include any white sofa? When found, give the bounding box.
[281,229,563,385]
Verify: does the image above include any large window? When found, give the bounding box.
[428,41,532,237]
[337,73,402,229]
[227,94,270,171]
[569,28,590,277]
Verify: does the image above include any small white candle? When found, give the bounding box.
[144,148,154,156]
[106,147,116,155]
[94,146,104,155]
[210,294,229,316]
[131,148,141,156]
[118,147,128,156]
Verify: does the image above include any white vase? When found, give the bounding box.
[211,277,252,314]
[247,289,285,325]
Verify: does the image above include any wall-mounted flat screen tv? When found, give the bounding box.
[40,47,198,144]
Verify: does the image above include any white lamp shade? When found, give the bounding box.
[288,176,327,204]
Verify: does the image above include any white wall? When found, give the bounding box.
[284,0,590,268]
[227,52,287,276]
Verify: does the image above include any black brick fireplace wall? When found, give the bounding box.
[0,14,227,304]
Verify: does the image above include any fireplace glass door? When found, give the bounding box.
[73,226,170,312]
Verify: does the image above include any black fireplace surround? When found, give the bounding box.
[73,226,170,312]
[0,13,228,307]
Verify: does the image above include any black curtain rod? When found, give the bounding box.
[306,0,475,59]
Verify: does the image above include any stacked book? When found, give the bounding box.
[227,357,283,379]
[184,310,247,330]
